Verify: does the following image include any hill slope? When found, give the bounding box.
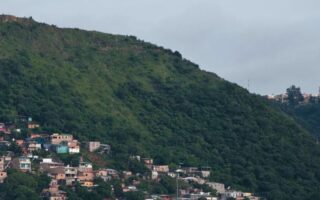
[278,103,320,137]
[0,15,320,199]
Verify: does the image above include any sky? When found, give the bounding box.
[2,0,320,95]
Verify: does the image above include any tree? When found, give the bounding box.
[124,191,145,200]
[113,180,124,198]
[286,85,304,106]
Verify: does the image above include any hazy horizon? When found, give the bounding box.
[2,0,320,95]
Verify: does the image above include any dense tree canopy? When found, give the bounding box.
[0,17,319,200]
[286,85,304,106]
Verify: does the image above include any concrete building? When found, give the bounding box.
[12,157,32,172]
[51,134,73,145]
[88,141,100,152]
[207,182,225,194]
[153,165,169,173]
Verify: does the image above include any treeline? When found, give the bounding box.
[0,18,320,200]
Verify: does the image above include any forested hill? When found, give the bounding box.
[277,103,320,137]
[0,15,320,200]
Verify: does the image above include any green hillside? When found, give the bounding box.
[0,15,320,199]
[277,103,320,137]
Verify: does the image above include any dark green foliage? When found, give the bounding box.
[0,17,319,200]
[280,103,320,137]
[124,191,145,200]
[159,175,176,194]
[128,159,149,174]
[0,170,50,200]
[8,141,22,155]
[113,180,124,198]
[286,85,304,106]
[57,154,80,166]
[94,178,113,199]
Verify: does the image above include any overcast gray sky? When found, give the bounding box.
[2,0,320,95]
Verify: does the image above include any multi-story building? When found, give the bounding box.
[12,157,32,172]
[51,134,73,145]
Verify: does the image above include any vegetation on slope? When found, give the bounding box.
[270,85,320,137]
[0,16,320,199]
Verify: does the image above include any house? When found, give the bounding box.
[188,192,218,200]
[200,166,211,178]
[143,158,153,169]
[30,133,41,139]
[93,143,111,154]
[79,162,93,172]
[106,168,119,179]
[0,157,5,171]
[96,169,108,177]
[184,167,198,174]
[123,185,137,192]
[151,171,159,180]
[78,162,94,184]
[143,158,153,165]
[0,141,10,148]
[47,167,66,184]
[27,122,40,129]
[159,195,171,200]
[166,172,176,178]
[51,134,73,145]
[68,140,80,154]
[241,193,261,200]
[78,171,94,183]
[130,155,141,161]
[123,171,132,177]
[27,141,42,152]
[0,123,6,132]
[65,166,78,186]
[55,143,69,154]
[30,134,50,144]
[88,141,100,152]
[15,140,24,146]
[12,157,31,172]
[153,165,169,173]
[182,177,205,185]
[95,169,111,181]
[43,143,52,151]
[0,123,10,134]
[0,171,7,183]
[82,181,94,188]
[40,158,65,171]
[41,180,67,200]
[206,182,225,194]
[225,190,243,199]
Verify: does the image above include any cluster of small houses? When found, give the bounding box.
[267,92,320,104]
[0,121,261,200]
[129,156,261,200]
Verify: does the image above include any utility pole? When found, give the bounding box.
[176,172,179,200]
[176,166,183,200]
